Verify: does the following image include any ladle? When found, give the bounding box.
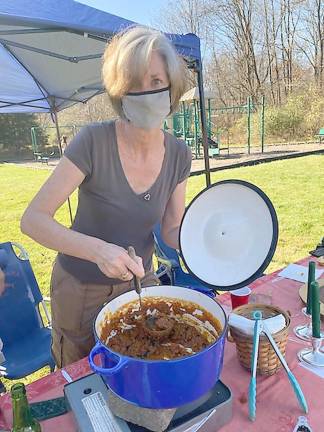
[128,246,174,339]
[142,313,174,339]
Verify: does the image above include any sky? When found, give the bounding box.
[77,1,210,58]
[76,0,165,27]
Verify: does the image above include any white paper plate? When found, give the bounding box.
[179,180,278,290]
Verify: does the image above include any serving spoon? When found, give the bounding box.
[128,246,174,339]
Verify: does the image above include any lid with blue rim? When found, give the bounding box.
[179,180,278,291]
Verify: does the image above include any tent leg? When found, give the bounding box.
[52,110,73,225]
[196,62,211,187]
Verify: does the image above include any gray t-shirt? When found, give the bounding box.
[58,120,192,284]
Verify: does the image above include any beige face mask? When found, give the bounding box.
[121,86,171,130]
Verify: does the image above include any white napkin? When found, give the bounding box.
[229,313,286,336]
[278,264,324,283]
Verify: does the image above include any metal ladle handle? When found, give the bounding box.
[127,246,142,296]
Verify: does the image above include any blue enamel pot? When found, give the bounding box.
[89,285,227,409]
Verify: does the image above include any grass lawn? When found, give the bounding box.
[0,154,323,387]
[188,155,323,273]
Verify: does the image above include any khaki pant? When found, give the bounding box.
[50,259,160,368]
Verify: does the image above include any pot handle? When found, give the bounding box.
[186,285,216,298]
[89,342,129,376]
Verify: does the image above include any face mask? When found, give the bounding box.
[121,86,171,130]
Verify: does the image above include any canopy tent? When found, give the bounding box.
[0,0,211,192]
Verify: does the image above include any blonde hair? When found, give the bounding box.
[102,26,188,117]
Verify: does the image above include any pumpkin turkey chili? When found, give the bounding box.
[100,297,222,360]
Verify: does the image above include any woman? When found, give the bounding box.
[21,26,191,368]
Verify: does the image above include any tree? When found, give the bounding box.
[279,0,300,96]
[58,93,116,125]
[0,113,48,156]
[262,0,283,104]
[297,0,324,89]
[152,0,215,61]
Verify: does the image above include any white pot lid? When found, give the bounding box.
[179,180,278,291]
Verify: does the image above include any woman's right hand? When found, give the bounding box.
[95,241,145,281]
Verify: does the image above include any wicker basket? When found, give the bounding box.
[228,303,290,376]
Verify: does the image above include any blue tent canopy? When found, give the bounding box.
[0,0,211,186]
[0,0,201,114]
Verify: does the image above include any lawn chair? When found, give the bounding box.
[31,127,54,164]
[153,225,216,298]
[33,152,55,164]
[0,242,55,381]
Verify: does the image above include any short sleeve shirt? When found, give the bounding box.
[59,120,192,284]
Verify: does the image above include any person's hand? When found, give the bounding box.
[95,242,145,281]
[0,268,5,296]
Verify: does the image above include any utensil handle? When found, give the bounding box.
[128,246,142,295]
[263,323,308,414]
[249,377,256,421]
[263,325,290,373]
[287,371,308,414]
[128,246,136,261]
[251,313,262,379]
[249,315,261,421]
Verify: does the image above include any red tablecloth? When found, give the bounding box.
[1,257,323,432]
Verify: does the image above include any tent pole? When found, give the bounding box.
[53,109,73,225]
[196,61,211,187]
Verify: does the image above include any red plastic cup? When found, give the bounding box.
[230,286,251,310]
